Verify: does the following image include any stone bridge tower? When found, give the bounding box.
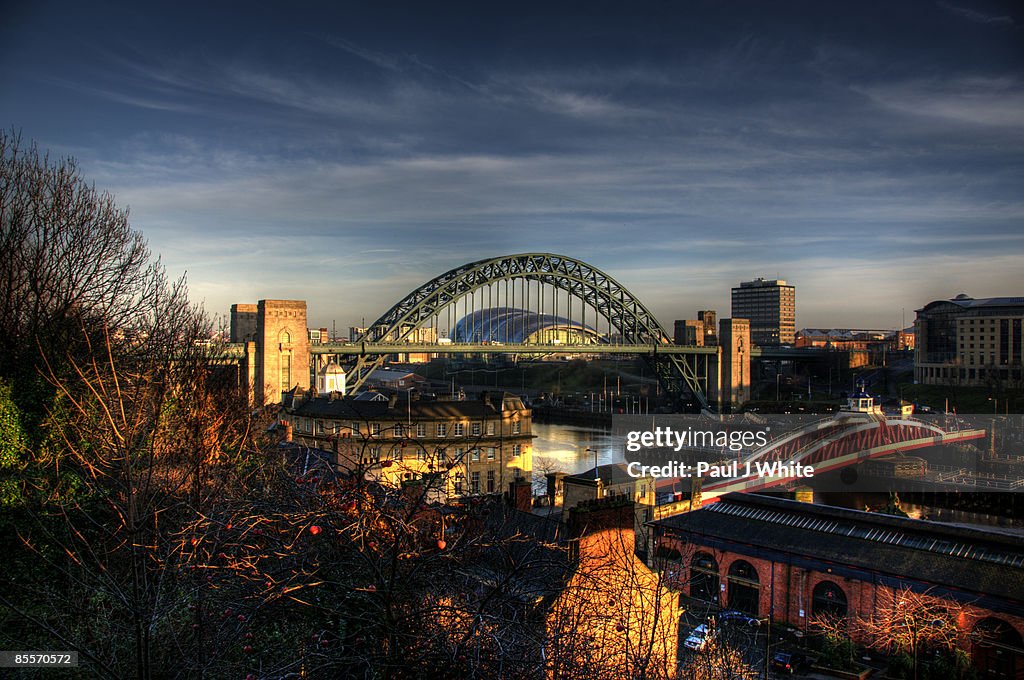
[234,299,310,405]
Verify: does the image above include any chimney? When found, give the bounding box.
[282,421,293,443]
[388,392,398,409]
[567,496,634,539]
[508,478,532,512]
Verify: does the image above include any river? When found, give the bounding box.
[531,421,621,476]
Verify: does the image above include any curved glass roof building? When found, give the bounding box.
[453,307,601,344]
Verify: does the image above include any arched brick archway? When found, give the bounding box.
[690,551,720,604]
[726,559,760,617]
[972,617,1024,680]
[812,580,848,620]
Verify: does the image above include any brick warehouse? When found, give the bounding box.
[650,493,1024,679]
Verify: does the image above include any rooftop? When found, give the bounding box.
[918,295,1024,314]
[652,493,1024,606]
[564,463,637,487]
[735,278,791,289]
[288,391,528,421]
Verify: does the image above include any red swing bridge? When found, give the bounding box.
[690,392,988,501]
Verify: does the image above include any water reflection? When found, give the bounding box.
[532,422,621,476]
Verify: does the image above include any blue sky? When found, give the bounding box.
[2,0,1022,331]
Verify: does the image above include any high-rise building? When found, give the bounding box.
[731,278,796,346]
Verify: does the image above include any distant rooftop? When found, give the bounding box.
[288,391,528,420]
[918,295,1024,314]
[565,463,636,486]
[736,278,790,288]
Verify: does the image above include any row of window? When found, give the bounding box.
[300,419,522,437]
[357,444,523,462]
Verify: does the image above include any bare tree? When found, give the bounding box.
[679,634,760,680]
[811,585,962,680]
[853,586,962,680]
[0,278,269,678]
[0,130,163,390]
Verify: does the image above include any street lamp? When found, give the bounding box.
[756,616,772,680]
[586,447,598,479]
[989,396,998,415]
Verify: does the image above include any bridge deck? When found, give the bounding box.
[216,341,818,358]
[699,428,987,499]
[218,342,721,357]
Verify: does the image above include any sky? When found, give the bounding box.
[2,0,1022,332]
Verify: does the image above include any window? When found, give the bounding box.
[454,423,465,437]
[512,420,521,434]
[690,553,720,603]
[369,446,381,461]
[511,444,521,456]
[454,474,464,496]
[486,470,495,493]
[370,423,381,437]
[727,560,760,617]
[317,420,325,434]
[471,422,481,436]
[394,423,403,438]
[436,423,447,437]
[417,448,426,461]
[280,353,291,390]
[471,472,481,494]
[487,447,496,460]
[351,422,361,436]
[471,449,480,462]
[486,422,495,436]
[416,423,426,438]
[812,581,848,619]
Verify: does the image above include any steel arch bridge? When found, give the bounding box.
[344,253,707,405]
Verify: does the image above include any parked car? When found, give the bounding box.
[682,624,713,652]
[771,650,808,674]
[717,610,759,627]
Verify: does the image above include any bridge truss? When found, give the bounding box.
[699,417,986,498]
[343,253,708,406]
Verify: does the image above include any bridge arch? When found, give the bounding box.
[346,253,705,404]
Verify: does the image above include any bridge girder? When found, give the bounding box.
[345,253,707,407]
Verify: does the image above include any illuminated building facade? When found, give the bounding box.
[284,391,533,499]
[915,295,1024,387]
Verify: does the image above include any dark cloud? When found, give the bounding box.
[1,0,1021,329]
